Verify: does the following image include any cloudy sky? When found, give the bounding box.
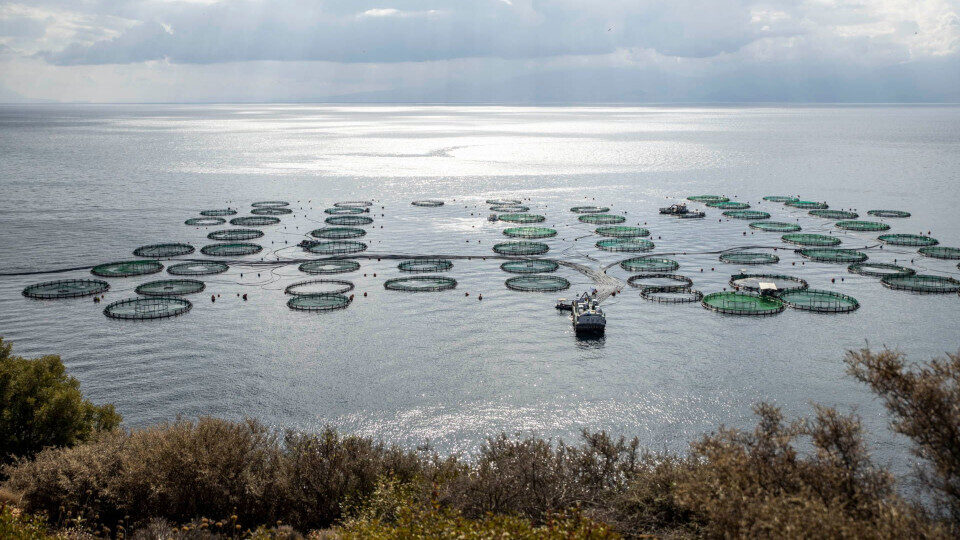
[1,0,958,103]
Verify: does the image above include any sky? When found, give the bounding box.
[1,0,959,103]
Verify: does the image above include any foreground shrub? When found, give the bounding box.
[0,504,52,540]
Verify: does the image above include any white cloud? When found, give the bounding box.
[362,8,401,17]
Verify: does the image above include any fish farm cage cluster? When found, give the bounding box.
[411,200,445,207]
[251,207,292,215]
[579,214,626,224]
[596,238,655,252]
[503,227,557,239]
[620,257,680,272]
[595,226,649,237]
[719,252,779,265]
[299,259,361,274]
[505,275,571,292]
[304,241,368,255]
[135,279,205,297]
[103,298,193,320]
[750,222,801,232]
[723,210,770,220]
[797,248,868,263]
[168,262,229,276]
[383,276,458,292]
[810,209,857,219]
[199,209,237,217]
[570,206,609,213]
[23,279,110,299]
[500,259,559,274]
[311,227,366,239]
[493,241,550,256]
[285,279,354,296]
[398,259,454,272]
[133,243,195,258]
[209,229,264,241]
[201,243,263,257]
[701,292,785,315]
[498,213,546,224]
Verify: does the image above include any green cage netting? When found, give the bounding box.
[285,279,354,295]
[570,205,610,213]
[299,259,360,274]
[878,234,939,247]
[23,279,110,299]
[251,207,292,216]
[785,200,828,209]
[133,243,195,258]
[503,226,557,239]
[750,221,801,232]
[325,215,374,226]
[208,229,264,241]
[498,213,545,224]
[92,260,163,278]
[491,204,529,212]
[398,259,453,272]
[306,241,367,255]
[200,209,237,217]
[595,226,649,237]
[311,227,366,239]
[287,293,352,311]
[707,201,750,209]
[763,196,799,203]
[835,220,890,231]
[579,214,626,224]
[324,207,365,215]
[620,257,679,272]
[677,212,708,219]
[640,287,704,303]
[384,276,457,292]
[723,210,770,220]
[782,233,841,246]
[778,289,860,313]
[719,252,779,265]
[500,259,559,274]
[798,248,868,263]
[881,274,960,294]
[493,241,550,256]
[847,262,914,278]
[596,238,655,252]
[103,297,192,320]
[230,216,281,227]
[411,200,444,207]
[335,201,373,208]
[487,198,523,205]
[168,261,229,276]
[251,201,289,207]
[868,210,911,218]
[810,209,858,219]
[200,243,263,256]
[919,246,960,260]
[135,279,205,296]
[687,195,728,203]
[701,292,784,316]
[185,217,225,226]
[730,273,808,292]
[505,275,571,292]
[626,273,693,291]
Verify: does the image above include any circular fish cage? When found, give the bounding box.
[185,217,226,226]
[847,262,914,278]
[798,248,868,263]
[570,205,610,213]
[251,207,293,216]
[287,294,352,312]
[810,209,858,219]
[384,276,457,292]
[411,200,444,207]
[730,273,808,292]
[133,243,195,258]
[335,200,373,208]
[701,292,784,316]
[201,243,262,256]
[919,246,960,260]
[878,234,938,247]
[103,297,192,320]
[398,259,454,272]
[503,226,557,239]
[487,198,523,205]
[23,279,110,300]
[595,226,649,237]
[763,196,799,203]
[306,241,368,255]
[325,207,365,215]
[499,213,546,224]
[687,195,728,203]
[310,227,366,239]
[620,257,679,272]
[251,201,289,207]
[881,274,960,294]
[782,233,841,247]
[596,238,655,252]
[167,261,229,276]
[493,241,550,256]
[719,252,779,265]
[92,260,163,278]
[750,221,801,232]
[707,201,750,210]
[135,279,205,296]
[778,289,860,313]
[578,214,626,225]
[626,273,693,291]
[723,210,770,220]
[867,209,911,218]
[325,215,374,226]
[208,228,264,241]
[835,220,890,232]
[491,204,529,212]
[640,287,704,303]
[500,259,559,274]
[285,279,354,296]
[505,275,571,292]
[230,216,281,227]
[785,200,828,209]
[299,259,360,275]
[200,209,237,217]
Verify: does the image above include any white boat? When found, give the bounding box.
[571,292,605,334]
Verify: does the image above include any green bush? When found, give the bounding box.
[0,338,120,464]
[0,504,52,540]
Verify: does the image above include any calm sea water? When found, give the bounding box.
[1,105,958,473]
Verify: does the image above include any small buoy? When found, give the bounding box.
[831,278,835,283]
[478,294,482,300]
[242,294,247,301]
[363,292,367,297]
[93,297,99,303]
[373,273,377,277]
[349,294,354,300]
[211,295,216,302]
[465,292,469,296]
